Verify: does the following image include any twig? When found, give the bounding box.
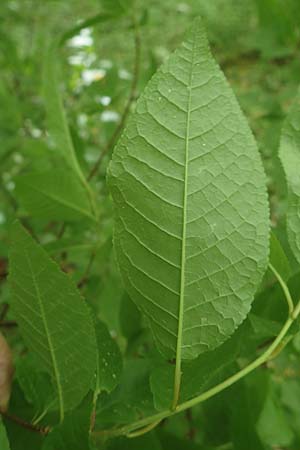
[0,321,18,329]
[77,249,96,289]
[1,411,51,436]
[87,14,141,181]
[0,303,9,321]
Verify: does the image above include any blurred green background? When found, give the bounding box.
[1,1,300,449]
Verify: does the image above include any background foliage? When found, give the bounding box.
[1,0,300,449]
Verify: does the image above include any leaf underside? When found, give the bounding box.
[9,222,97,419]
[109,18,269,360]
[279,92,300,265]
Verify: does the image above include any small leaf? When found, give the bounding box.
[256,377,294,447]
[95,319,123,394]
[150,327,241,410]
[15,169,95,222]
[42,395,92,450]
[95,359,155,427]
[8,222,97,422]
[279,92,300,265]
[109,18,269,362]
[0,332,14,412]
[16,354,57,415]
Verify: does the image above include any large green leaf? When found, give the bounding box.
[108,18,269,361]
[15,169,95,222]
[8,222,97,422]
[279,91,300,265]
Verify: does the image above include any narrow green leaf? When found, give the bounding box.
[279,92,300,265]
[0,418,10,450]
[8,222,97,422]
[15,169,95,222]
[95,319,123,394]
[43,42,95,215]
[108,16,269,368]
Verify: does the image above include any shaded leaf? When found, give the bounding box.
[269,231,291,281]
[42,395,92,450]
[0,417,10,450]
[109,18,269,360]
[119,293,142,341]
[8,222,97,422]
[16,355,57,416]
[95,319,123,394]
[150,326,241,410]
[95,359,155,428]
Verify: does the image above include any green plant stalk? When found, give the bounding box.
[172,31,195,412]
[94,269,299,440]
[94,307,298,439]
[269,263,294,314]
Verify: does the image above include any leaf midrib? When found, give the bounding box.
[26,250,64,422]
[173,37,196,408]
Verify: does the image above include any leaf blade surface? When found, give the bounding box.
[9,222,97,421]
[109,18,269,359]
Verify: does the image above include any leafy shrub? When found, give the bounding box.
[1,1,300,449]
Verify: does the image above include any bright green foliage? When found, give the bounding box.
[43,46,86,187]
[15,170,94,222]
[279,92,300,265]
[1,1,300,449]
[109,18,269,360]
[8,222,97,421]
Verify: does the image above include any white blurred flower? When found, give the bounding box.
[81,69,106,85]
[101,111,120,123]
[69,28,93,48]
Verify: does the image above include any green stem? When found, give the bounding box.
[94,294,300,440]
[93,263,298,439]
[269,263,294,314]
